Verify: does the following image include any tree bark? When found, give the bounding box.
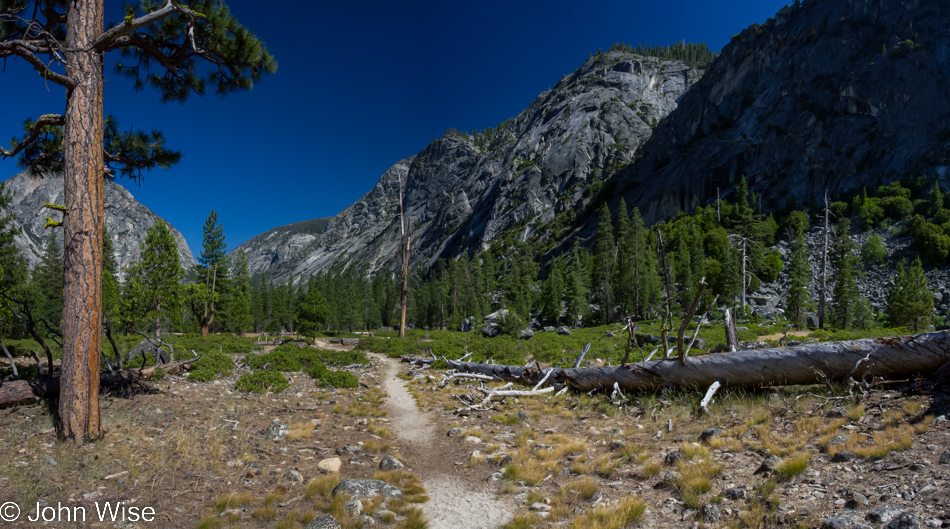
[724,308,739,353]
[421,331,950,393]
[60,0,105,442]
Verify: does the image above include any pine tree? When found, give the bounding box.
[830,218,861,328]
[296,284,330,341]
[190,210,229,335]
[540,259,564,324]
[629,207,660,319]
[126,221,184,342]
[928,182,944,216]
[592,204,615,323]
[229,249,253,334]
[785,231,812,327]
[887,257,933,332]
[101,226,122,367]
[32,232,64,335]
[1,0,276,441]
[566,244,589,326]
[614,199,633,317]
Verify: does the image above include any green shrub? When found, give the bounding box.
[303,362,359,389]
[152,367,166,379]
[188,350,236,381]
[245,346,323,372]
[234,371,289,393]
[499,311,526,337]
[319,350,369,366]
[860,234,886,264]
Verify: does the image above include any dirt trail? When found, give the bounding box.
[374,354,513,529]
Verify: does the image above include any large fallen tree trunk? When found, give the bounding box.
[0,357,198,408]
[409,331,950,392]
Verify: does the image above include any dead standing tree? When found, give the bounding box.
[397,174,412,338]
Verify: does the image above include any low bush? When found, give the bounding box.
[234,371,289,393]
[304,362,359,389]
[188,350,236,381]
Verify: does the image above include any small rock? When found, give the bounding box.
[939,451,950,464]
[822,515,852,529]
[664,451,684,465]
[318,458,343,474]
[43,455,57,466]
[464,436,483,444]
[654,471,681,489]
[284,469,303,482]
[924,518,941,528]
[883,513,921,529]
[557,326,573,336]
[723,488,745,500]
[867,506,908,524]
[487,472,504,482]
[304,514,342,529]
[701,504,720,523]
[344,499,362,517]
[516,411,531,423]
[832,451,856,463]
[609,440,627,450]
[530,502,551,512]
[447,427,464,437]
[901,491,915,501]
[755,455,781,475]
[264,418,289,440]
[492,453,513,466]
[848,492,869,508]
[917,484,937,495]
[379,455,404,471]
[699,428,725,443]
[826,407,848,418]
[823,436,850,453]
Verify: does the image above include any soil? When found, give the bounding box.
[0,341,948,529]
[376,353,513,528]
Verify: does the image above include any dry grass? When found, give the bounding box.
[214,491,253,512]
[285,421,314,440]
[775,452,811,481]
[569,496,646,529]
[374,470,429,503]
[305,474,341,499]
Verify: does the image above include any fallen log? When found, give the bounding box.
[0,357,199,408]
[420,331,950,392]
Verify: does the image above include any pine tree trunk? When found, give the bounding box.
[59,0,104,442]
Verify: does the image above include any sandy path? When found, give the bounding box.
[374,354,513,529]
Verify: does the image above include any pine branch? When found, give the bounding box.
[0,39,74,87]
[94,0,204,53]
[0,114,63,160]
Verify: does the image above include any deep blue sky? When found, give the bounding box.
[0,0,790,254]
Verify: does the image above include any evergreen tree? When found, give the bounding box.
[32,232,64,335]
[886,257,933,332]
[296,284,330,341]
[785,231,812,327]
[189,210,229,335]
[830,218,861,328]
[614,199,633,317]
[126,221,184,342]
[100,226,123,366]
[1,0,276,441]
[629,207,660,319]
[928,182,944,216]
[540,258,564,324]
[592,204,615,323]
[227,250,253,334]
[565,244,589,326]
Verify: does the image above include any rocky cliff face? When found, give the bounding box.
[2,170,197,277]
[614,0,950,225]
[234,52,703,281]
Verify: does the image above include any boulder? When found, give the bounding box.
[556,326,573,336]
[481,324,501,338]
[483,309,509,324]
[318,457,343,474]
[543,326,556,332]
[331,479,403,501]
[263,418,289,440]
[518,329,534,340]
[379,455,404,471]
